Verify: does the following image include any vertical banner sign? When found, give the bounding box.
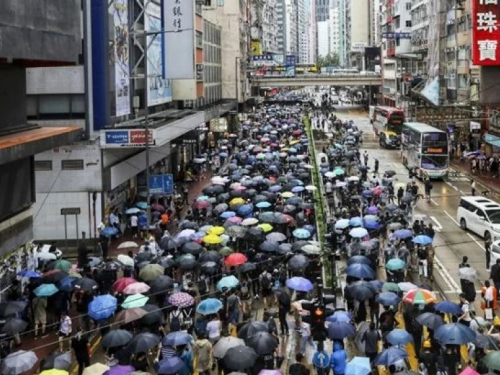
[109,0,131,116]
[472,0,500,66]
[163,0,195,79]
[285,55,296,77]
[145,1,172,106]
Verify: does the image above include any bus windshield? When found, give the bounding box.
[422,132,447,146]
[421,155,448,170]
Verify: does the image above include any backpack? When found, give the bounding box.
[196,342,211,368]
[182,308,193,326]
[436,369,448,375]
[199,280,208,296]
[240,282,249,298]
[261,273,272,289]
[170,311,181,332]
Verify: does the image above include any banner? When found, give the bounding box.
[472,0,500,65]
[285,55,296,77]
[145,2,172,106]
[101,129,156,148]
[109,0,131,117]
[251,41,262,55]
[163,0,195,79]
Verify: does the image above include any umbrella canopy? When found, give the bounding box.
[434,301,462,315]
[112,277,137,293]
[484,351,500,371]
[122,294,149,309]
[40,370,69,375]
[0,318,28,335]
[287,254,310,272]
[349,227,368,238]
[435,323,476,345]
[0,301,28,317]
[50,259,72,272]
[163,331,192,347]
[139,264,165,282]
[345,357,371,375]
[196,298,223,315]
[114,307,147,324]
[245,331,278,355]
[415,312,445,329]
[127,332,161,354]
[149,275,174,294]
[168,292,195,308]
[326,311,352,323]
[117,241,139,249]
[203,234,223,244]
[458,267,477,282]
[403,288,437,305]
[88,294,117,321]
[1,350,38,375]
[412,235,433,245]
[386,329,413,345]
[225,253,248,267]
[237,321,269,339]
[82,363,110,375]
[123,282,151,295]
[217,275,240,291]
[286,276,314,292]
[74,277,99,292]
[34,283,59,297]
[223,346,259,371]
[348,281,376,301]
[102,329,134,348]
[347,255,371,266]
[157,356,186,374]
[376,292,401,307]
[40,352,72,371]
[213,336,246,358]
[327,321,356,340]
[345,263,375,280]
[374,347,408,366]
[386,258,406,271]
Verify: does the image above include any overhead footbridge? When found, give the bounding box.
[252,74,383,87]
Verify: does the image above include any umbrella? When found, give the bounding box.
[1,350,38,375]
[349,227,368,238]
[260,241,280,252]
[483,351,500,371]
[82,363,110,375]
[39,370,69,375]
[374,347,408,366]
[403,288,437,305]
[214,336,246,358]
[238,262,257,273]
[123,282,151,295]
[327,321,356,340]
[345,356,371,375]
[258,223,274,232]
[176,254,198,270]
[286,276,314,292]
[156,356,185,374]
[18,270,41,278]
[293,228,311,239]
[347,255,371,266]
[376,292,401,307]
[434,301,462,315]
[459,367,480,375]
[168,292,195,308]
[397,282,418,292]
[416,312,445,329]
[217,275,239,291]
[140,304,163,326]
[101,226,119,236]
[0,301,27,317]
[266,232,287,242]
[74,277,99,292]
[225,253,248,267]
[37,251,57,261]
[238,321,269,339]
[223,346,258,370]
[288,254,310,271]
[386,329,413,345]
[122,294,149,309]
[382,282,400,293]
[117,241,139,249]
[127,332,161,354]
[412,235,433,245]
[58,276,78,292]
[0,318,28,335]
[102,329,134,348]
[199,250,222,263]
[50,260,72,272]
[200,261,219,275]
[149,275,174,294]
[345,263,375,280]
[335,219,350,229]
[327,311,352,324]
[245,331,278,355]
[208,226,226,236]
[386,258,406,271]
[112,277,137,293]
[241,218,259,226]
[40,352,72,371]
[139,264,165,282]
[34,283,59,297]
[458,267,477,281]
[348,281,376,301]
[196,298,223,315]
[163,331,192,347]
[181,242,203,256]
[88,294,117,321]
[435,323,476,345]
[393,229,413,239]
[114,307,147,324]
[203,234,223,245]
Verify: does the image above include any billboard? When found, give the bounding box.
[109,0,131,117]
[251,41,262,55]
[472,1,500,65]
[163,0,195,79]
[285,55,296,77]
[101,129,156,148]
[145,2,172,106]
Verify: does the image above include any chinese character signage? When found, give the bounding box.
[101,129,156,148]
[472,0,500,65]
[163,0,195,79]
[381,32,411,39]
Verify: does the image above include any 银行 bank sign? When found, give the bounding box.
[472,0,500,66]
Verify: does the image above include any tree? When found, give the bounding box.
[316,52,340,68]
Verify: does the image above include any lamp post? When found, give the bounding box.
[235,56,241,106]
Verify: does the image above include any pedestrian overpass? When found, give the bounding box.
[251,74,383,87]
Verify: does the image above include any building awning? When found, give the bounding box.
[0,126,82,166]
[412,77,440,106]
[483,133,500,147]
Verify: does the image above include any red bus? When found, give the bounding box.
[370,106,405,135]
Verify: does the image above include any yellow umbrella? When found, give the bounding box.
[203,234,223,245]
[258,223,273,233]
[281,147,290,152]
[82,363,110,375]
[40,370,69,375]
[290,140,300,145]
[230,197,245,206]
[209,226,225,236]
[281,192,295,198]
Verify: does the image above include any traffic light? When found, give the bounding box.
[311,305,327,341]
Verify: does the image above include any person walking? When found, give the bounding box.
[32,296,48,339]
[361,322,380,364]
[471,179,476,196]
[486,238,492,270]
[330,341,347,375]
[71,327,90,375]
[363,151,369,166]
[193,333,213,375]
[58,311,72,352]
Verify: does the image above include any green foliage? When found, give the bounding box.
[316,52,340,68]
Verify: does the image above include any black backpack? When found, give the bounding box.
[170,311,181,332]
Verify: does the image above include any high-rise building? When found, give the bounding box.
[349,0,373,68]
[285,0,299,56]
[298,0,311,63]
[276,0,286,55]
[317,4,340,59]
[251,0,279,54]
[315,0,330,22]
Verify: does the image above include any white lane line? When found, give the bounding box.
[467,233,486,252]
[444,210,460,226]
[430,199,438,206]
[433,255,461,292]
[430,216,443,232]
[459,190,467,195]
[445,181,459,191]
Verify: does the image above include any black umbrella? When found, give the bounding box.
[158,256,175,269]
[159,236,175,251]
[348,281,376,301]
[237,321,269,339]
[126,332,161,354]
[415,312,445,330]
[199,250,222,263]
[288,254,310,272]
[42,271,68,283]
[74,277,99,292]
[278,243,292,255]
[39,352,72,371]
[201,261,220,275]
[245,228,265,242]
[245,331,279,355]
[218,193,230,202]
[180,221,198,230]
[104,260,124,271]
[102,329,134,348]
[149,275,175,294]
[181,242,203,256]
[223,345,258,371]
[136,252,155,263]
[0,318,28,334]
[176,254,198,270]
[237,262,257,273]
[291,241,309,252]
[275,289,291,305]
[140,304,163,325]
[259,241,280,253]
[0,301,27,318]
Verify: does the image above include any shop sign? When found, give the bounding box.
[101,129,156,148]
[149,174,174,194]
[182,139,197,144]
[416,106,482,123]
[472,0,500,66]
[210,118,228,132]
[423,147,444,154]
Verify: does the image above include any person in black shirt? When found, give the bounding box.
[71,327,90,375]
[289,353,310,375]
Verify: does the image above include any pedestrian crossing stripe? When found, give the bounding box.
[447,177,470,182]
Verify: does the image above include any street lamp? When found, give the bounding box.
[235,56,241,106]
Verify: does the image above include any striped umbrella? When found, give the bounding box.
[402,288,437,305]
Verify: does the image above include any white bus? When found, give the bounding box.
[401,122,449,179]
[331,68,359,75]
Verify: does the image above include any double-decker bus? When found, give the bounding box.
[371,106,405,135]
[401,122,449,179]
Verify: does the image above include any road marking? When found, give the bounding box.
[430,216,443,232]
[430,198,438,206]
[467,233,486,252]
[445,181,459,191]
[433,255,461,293]
[444,210,460,226]
[459,190,467,195]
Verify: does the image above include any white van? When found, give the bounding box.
[457,196,500,241]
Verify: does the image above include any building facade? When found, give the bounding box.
[315,0,330,22]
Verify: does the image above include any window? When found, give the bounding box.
[216,0,224,6]
[406,2,411,10]
[406,20,412,28]
[35,160,53,171]
[62,159,84,170]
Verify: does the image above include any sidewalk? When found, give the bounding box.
[450,159,500,197]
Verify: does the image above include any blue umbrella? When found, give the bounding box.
[268,185,282,192]
[163,331,192,347]
[434,301,462,315]
[196,298,223,315]
[393,229,413,239]
[386,258,406,271]
[412,235,433,245]
[374,347,408,366]
[345,356,371,375]
[369,280,384,291]
[237,204,253,216]
[292,186,305,193]
[347,255,371,266]
[326,311,352,323]
[386,329,413,345]
[293,228,311,239]
[219,152,228,158]
[362,190,374,197]
[18,270,40,278]
[349,217,363,227]
[34,283,58,297]
[88,294,117,321]
[58,276,78,292]
[197,195,210,201]
[364,220,380,230]
[327,321,356,340]
[376,292,401,306]
[216,275,239,291]
[286,276,314,292]
[256,201,271,209]
[220,211,237,218]
[125,207,141,214]
[136,202,148,210]
[345,264,375,280]
[286,197,303,205]
[156,355,185,374]
[435,323,476,345]
[101,226,119,236]
[335,219,350,229]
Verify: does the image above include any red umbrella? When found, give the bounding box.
[151,203,165,212]
[193,200,211,209]
[225,253,248,267]
[112,277,137,292]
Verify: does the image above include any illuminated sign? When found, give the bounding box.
[472,0,500,66]
[423,147,444,154]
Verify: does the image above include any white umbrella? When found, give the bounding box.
[213,336,245,358]
[241,218,259,226]
[324,171,336,178]
[348,176,360,182]
[82,363,110,375]
[349,227,369,238]
[458,267,477,282]
[305,185,318,191]
[193,157,206,163]
[118,241,139,249]
[1,350,38,375]
[176,229,195,240]
[36,251,57,261]
[398,282,418,292]
[117,254,135,267]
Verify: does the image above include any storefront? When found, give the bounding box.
[171,129,206,181]
[483,133,500,157]
[104,179,136,220]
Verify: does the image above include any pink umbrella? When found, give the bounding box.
[258,371,282,375]
[226,216,243,224]
[459,367,479,375]
[123,282,151,295]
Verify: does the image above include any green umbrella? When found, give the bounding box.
[138,264,165,282]
[334,143,343,149]
[484,351,500,371]
[386,258,406,271]
[382,282,400,293]
[52,260,72,272]
[122,294,149,309]
[219,247,234,256]
[334,168,345,176]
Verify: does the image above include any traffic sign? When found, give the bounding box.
[149,174,174,195]
[312,351,330,369]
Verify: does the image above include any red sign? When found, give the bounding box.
[472,0,500,66]
[129,130,154,145]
